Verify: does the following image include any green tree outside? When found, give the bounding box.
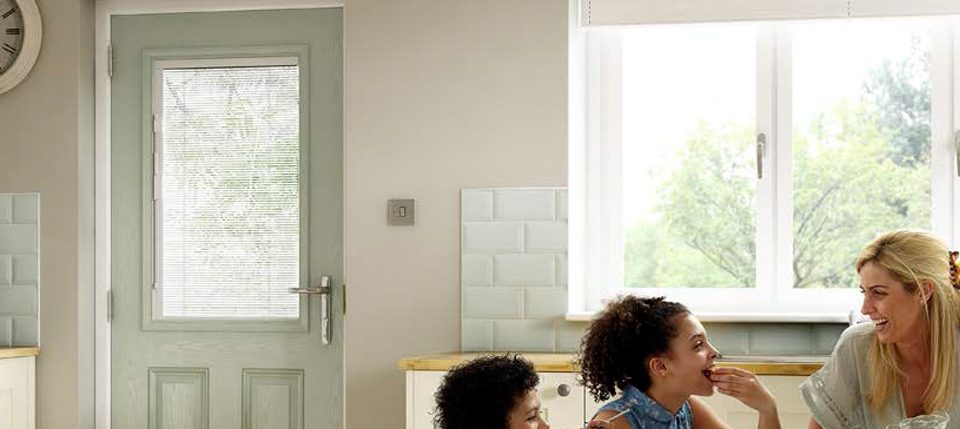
[625,38,931,289]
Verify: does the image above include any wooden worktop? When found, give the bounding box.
[0,347,40,359]
[399,353,825,376]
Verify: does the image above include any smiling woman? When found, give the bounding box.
[801,229,960,429]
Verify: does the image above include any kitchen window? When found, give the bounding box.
[569,17,960,320]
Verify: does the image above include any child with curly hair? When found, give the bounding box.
[580,296,781,429]
[433,354,550,429]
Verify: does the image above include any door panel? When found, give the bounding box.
[148,368,209,429]
[111,10,342,429]
[242,369,304,429]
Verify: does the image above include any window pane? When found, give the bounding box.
[792,20,932,289]
[621,25,757,288]
[159,64,301,318]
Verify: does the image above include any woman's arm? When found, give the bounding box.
[807,418,823,429]
[689,396,733,429]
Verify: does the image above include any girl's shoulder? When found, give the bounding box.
[597,394,636,414]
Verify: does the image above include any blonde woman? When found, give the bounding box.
[801,230,960,429]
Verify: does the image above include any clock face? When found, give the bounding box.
[0,0,23,75]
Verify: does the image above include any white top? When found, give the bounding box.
[799,322,960,429]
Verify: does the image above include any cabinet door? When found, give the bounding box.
[585,375,810,429]
[0,356,35,429]
[409,371,445,429]
[694,376,810,429]
[539,373,585,428]
[407,370,586,429]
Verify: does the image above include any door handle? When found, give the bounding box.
[288,287,331,295]
[289,275,333,345]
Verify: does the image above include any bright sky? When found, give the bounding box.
[617,18,931,226]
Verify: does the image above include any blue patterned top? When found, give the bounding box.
[595,385,693,429]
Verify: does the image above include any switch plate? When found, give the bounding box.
[388,199,415,226]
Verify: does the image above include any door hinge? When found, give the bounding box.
[106,289,114,324]
[153,173,159,201]
[107,44,114,79]
[342,283,347,316]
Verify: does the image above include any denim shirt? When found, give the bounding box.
[595,385,693,429]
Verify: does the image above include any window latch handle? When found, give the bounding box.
[756,133,767,179]
[955,130,960,177]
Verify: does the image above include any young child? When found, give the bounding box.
[433,354,550,429]
[579,296,781,429]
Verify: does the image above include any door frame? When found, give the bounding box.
[94,1,343,428]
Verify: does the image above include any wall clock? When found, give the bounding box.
[0,0,41,94]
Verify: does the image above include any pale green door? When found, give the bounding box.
[111,9,342,429]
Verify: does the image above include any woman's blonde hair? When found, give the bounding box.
[856,229,960,413]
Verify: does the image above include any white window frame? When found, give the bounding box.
[569,17,960,322]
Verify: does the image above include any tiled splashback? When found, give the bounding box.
[460,187,845,356]
[461,188,581,352]
[0,193,39,347]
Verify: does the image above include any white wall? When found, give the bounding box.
[0,0,96,427]
[343,0,568,427]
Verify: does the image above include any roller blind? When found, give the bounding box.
[581,0,960,26]
[158,63,301,319]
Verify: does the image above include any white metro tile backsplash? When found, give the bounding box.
[0,193,39,347]
[462,222,522,253]
[0,197,9,224]
[494,254,555,286]
[463,288,523,319]
[493,190,556,220]
[461,188,580,352]
[460,188,847,356]
[0,255,10,286]
[461,255,493,286]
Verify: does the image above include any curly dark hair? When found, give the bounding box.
[433,354,540,429]
[578,295,690,402]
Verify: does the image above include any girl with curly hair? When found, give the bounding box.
[433,354,549,429]
[580,296,781,429]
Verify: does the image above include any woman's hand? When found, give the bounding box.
[709,367,778,414]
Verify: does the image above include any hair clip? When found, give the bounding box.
[950,251,959,289]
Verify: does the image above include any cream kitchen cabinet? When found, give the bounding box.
[406,370,813,429]
[584,375,810,429]
[0,349,38,429]
[693,376,812,428]
[405,370,586,429]
[401,354,819,429]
